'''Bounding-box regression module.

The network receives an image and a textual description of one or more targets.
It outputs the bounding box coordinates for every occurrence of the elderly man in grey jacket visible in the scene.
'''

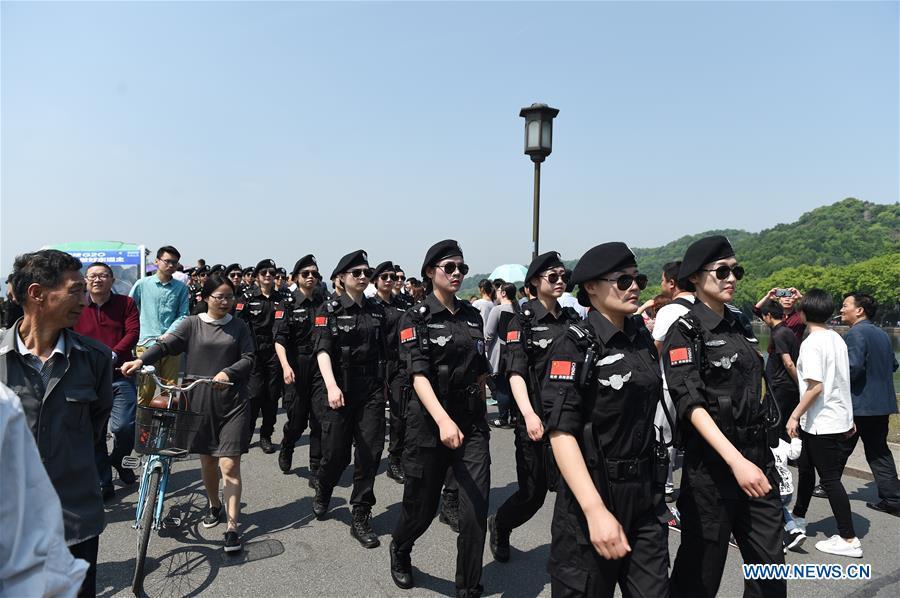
[0,249,113,598]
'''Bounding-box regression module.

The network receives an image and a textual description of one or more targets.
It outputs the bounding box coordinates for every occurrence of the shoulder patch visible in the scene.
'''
[506,330,521,343]
[314,315,328,327]
[668,346,693,366]
[235,302,245,311]
[275,310,284,319]
[400,327,417,343]
[549,360,577,381]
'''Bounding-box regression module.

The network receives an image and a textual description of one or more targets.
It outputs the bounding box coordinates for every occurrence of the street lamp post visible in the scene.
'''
[519,103,559,261]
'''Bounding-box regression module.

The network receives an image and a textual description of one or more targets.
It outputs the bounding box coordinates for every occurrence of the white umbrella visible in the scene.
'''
[488,264,528,283]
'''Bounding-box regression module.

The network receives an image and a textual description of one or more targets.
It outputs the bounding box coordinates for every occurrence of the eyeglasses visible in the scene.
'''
[702,265,745,281]
[348,268,374,279]
[298,270,319,279]
[259,268,277,277]
[159,259,179,267]
[600,273,649,291]
[86,274,111,281]
[228,272,241,279]
[541,272,567,285]
[379,273,399,282]
[209,294,234,302]
[438,262,469,276]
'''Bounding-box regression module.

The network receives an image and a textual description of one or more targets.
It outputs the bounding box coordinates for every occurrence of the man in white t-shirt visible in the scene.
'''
[651,261,695,503]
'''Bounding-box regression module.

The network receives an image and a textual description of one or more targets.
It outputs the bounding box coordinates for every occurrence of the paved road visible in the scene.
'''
[97,408,900,597]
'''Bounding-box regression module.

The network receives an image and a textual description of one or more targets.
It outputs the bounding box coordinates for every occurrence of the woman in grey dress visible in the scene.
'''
[122,272,255,553]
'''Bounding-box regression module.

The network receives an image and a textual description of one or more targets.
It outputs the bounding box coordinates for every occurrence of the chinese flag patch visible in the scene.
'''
[506,330,521,343]
[549,360,576,381]
[275,310,284,319]
[314,316,328,327]
[668,347,693,366]
[399,327,417,343]
[235,303,244,311]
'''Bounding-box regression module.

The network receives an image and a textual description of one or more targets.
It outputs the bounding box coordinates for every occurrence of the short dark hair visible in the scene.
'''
[492,278,506,289]
[12,250,83,306]
[663,261,681,283]
[759,299,784,319]
[85,261,114,277]
[478,279,495,300]
[844,292,877,319]
[798,288,833,324]
[201,272,235,299]
[156,245,181,260]
[565,269,575,293]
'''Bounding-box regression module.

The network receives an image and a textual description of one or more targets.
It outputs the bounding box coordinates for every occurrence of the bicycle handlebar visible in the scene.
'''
[139,365,232,391]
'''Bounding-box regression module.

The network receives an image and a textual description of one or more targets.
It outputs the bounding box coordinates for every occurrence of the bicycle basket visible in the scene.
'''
[134,405,204,455]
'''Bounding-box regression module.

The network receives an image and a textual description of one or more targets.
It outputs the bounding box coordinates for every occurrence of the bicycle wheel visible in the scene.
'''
[132,468,161,596]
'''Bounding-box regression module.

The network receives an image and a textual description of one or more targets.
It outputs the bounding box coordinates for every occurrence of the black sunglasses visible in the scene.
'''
[702,265,745,281]
[438,262,469,276]
[542,272,568,285]
[259,268,277,276]
[396,275,406,282]
[228,272,241,278]
[379,273,399,282]
[298,269,319,279]
[348,268,374,279]
[600,273,649,291]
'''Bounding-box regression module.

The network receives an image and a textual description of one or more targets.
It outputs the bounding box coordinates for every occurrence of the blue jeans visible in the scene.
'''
[781,492,796,531]
[492,375,512,421]
[96,379,137,487]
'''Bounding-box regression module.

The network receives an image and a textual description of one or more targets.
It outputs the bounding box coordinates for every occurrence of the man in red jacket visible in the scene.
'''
[74,262,140,498]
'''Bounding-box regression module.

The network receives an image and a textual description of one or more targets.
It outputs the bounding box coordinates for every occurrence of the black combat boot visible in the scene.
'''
[312,486,331,520]
[389,540,413,589]
[439,490,460,533]
[386,460,406,484]
[277,446,293,474]
[350,506,380,549]
[488,514,510,562]
[259,436,276,454]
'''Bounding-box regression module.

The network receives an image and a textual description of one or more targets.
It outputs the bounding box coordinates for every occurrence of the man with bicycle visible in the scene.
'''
[1,249,113,598]
[129,246,189,405]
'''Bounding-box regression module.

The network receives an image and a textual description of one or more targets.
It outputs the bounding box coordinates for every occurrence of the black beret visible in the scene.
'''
[210,264,226,274]
[196,265,211,275]
[421,239,463,278]
[525,251,565,284]
[393,264,404,273]
[226,263,242,274]
[371,261,396,280]
[677,235,735,281]
[331,250,369,280]
[276,267,287,277]
[255,259,276,274]
[241,267,254,275]
[571,242,636,285]
[291,254,318,276]
[185,267,196,275]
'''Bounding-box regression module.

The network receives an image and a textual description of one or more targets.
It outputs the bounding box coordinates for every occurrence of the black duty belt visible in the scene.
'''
[733,424,766,445]
[605,456,652,481]
[342,363,380,378]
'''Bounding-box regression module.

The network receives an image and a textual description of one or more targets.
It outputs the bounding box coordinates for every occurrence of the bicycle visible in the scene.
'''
[122,365,230,596]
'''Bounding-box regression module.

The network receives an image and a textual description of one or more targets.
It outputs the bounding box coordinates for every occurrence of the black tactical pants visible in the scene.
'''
[312,376,385,508]
[393,399,491,596]
[549,480,669,598]
[671,484,785,598]
[282,353,321,469]
[387,368,407,464]
[495,423,549,532]
[248,348,283,440]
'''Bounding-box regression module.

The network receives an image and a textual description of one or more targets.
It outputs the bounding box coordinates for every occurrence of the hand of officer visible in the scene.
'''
[524,412,545,442]
[731,457,772,498]
[586,507,631,560]
[212,371,230,391]
[327,384,345,410]
[120,359,143,377]
[438,417,464,449]
[283,365,295,385]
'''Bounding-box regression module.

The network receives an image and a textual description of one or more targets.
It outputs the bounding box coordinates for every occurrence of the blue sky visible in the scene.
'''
[2,1,897,276]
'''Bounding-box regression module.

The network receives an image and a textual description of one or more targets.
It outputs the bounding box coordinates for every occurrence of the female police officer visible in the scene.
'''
[389,240,491,598]
[310,250,387,549]
[662,235,784,598]
[488,251,581,563]
[540,242,669,597]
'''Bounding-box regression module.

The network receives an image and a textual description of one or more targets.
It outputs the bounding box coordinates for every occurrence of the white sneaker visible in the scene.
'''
[815,535,862,558]
[791,514,807,535]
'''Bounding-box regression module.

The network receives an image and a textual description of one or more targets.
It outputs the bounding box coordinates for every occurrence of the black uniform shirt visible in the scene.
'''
[504,299,580,390]
[236,288,294,351]
[662,300,772,497]
[312,293,385,367]
[372,294,407,364]
[398,293,489,391]
[273,289,325,357]
[541,311,661,461]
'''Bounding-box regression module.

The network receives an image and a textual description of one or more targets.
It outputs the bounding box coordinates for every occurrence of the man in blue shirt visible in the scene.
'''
[129,246,189,404]
[840,292,900,516]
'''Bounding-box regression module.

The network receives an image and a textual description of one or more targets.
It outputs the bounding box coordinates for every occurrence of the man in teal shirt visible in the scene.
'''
[129,245,189,403]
